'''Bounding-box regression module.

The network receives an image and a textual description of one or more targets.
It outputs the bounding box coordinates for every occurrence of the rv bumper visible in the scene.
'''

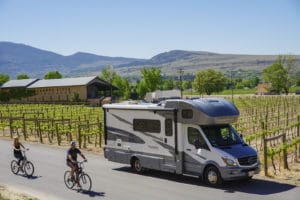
[219,163,260,181]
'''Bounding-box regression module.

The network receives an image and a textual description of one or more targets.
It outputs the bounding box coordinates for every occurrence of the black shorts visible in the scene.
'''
[66,160,78,169]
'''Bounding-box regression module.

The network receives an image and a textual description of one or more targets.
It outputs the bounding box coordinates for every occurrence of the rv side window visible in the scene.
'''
[165,119,173,136]
[182,109,193,119]
[133,119,161,133]
[188,127,206,146]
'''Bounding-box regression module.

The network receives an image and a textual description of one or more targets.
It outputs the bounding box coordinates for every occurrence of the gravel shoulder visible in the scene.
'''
[0,185,38,200]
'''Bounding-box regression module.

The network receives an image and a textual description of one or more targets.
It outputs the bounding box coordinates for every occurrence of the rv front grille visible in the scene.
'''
[238,155,257,166]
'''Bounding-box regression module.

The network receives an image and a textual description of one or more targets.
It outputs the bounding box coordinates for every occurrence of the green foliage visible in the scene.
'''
[0,89,35,102]
[112,76,130,99]
[262,55,298,94]
[0,91,10,102]
[193,69,227,95]
[71,93,81,102]
[182,80,192,90]
[17,74,30,79]
[297,79,300,87]
[99,65,117,83]
[99,65,131,99]
[136,80,149,99]
[141,67,162,92]
[136,67,162,98]
[0,73,10,85]
[296,70,300,86]
[44,71,62,79]
[262,58,288,94]
[267,137,300,157]
[162,79,174,90]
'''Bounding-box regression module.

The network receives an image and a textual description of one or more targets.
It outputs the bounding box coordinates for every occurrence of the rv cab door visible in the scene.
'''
[183,125,208,175]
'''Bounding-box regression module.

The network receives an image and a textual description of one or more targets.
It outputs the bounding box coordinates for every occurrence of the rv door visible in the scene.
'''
[183,125,209,175]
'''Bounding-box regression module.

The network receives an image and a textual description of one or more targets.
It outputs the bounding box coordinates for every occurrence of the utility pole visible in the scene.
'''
[178,69,184,99]
[230,71,234,103]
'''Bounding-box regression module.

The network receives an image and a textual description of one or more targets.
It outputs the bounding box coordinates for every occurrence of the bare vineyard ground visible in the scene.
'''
[0,129,103,154]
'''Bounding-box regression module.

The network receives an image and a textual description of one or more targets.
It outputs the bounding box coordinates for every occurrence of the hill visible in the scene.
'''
[0,42,142,78]
[0,42,299,78]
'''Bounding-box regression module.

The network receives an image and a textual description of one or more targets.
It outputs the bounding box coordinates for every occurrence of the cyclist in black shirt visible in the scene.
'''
[66,141,87,182]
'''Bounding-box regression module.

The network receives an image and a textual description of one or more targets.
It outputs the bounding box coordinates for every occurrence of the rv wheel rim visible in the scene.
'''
[207,170,218,184]
[135,160,141,171]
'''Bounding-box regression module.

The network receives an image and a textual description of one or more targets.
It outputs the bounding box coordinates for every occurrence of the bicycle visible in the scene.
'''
[11,150,35,177]
[64,160,92,191]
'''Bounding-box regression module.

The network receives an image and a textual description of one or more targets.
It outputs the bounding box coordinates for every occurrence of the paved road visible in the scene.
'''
[0,139,299,200]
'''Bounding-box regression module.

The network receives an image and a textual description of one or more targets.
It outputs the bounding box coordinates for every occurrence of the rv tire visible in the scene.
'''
[204,165,223,187]
[131,157,143,173]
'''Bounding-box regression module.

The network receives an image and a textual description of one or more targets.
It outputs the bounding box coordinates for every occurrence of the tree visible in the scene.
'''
[136,80,148,99]
[44,71,62,79]
[193,69,227,95]
[162,79,174,90]
[100,65,117,97]
[112,75,130,99]
[17,74,30,79]
[182,80,192,90]
[140,67,162,92]
[100,65,131,99]
[262,57,288,94]
[0,73,10,85]
[136,67,162,99]
[296,70,300,86]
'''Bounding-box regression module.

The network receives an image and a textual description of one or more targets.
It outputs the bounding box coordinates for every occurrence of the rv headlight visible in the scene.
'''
[222,157,238,166]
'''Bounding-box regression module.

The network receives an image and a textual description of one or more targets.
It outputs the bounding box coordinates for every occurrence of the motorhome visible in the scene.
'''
[103,98,260,186]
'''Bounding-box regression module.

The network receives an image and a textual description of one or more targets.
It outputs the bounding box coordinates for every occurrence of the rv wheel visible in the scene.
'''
[132,158,143,173]
[204,166,223,187]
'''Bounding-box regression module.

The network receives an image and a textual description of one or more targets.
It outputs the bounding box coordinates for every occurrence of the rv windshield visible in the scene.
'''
[201,125,243,147]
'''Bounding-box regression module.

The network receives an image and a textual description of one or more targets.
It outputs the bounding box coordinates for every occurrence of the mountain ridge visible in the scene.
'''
[0,41,299,78]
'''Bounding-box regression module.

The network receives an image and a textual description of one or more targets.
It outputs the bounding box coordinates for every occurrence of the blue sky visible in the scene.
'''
[0,0,299,58]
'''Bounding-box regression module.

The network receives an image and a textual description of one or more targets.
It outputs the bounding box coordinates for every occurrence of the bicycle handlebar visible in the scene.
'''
[76,160,87,164]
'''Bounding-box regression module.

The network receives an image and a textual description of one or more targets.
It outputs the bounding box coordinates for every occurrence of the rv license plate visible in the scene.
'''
[248,170,255,177]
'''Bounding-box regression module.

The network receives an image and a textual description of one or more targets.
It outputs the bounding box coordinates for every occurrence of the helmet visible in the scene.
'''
[13,135,19,139]
[70,141,76,145]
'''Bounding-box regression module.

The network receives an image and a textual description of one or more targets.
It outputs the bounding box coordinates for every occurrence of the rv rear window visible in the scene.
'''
[182,109,193,119]
[133,119,161,133]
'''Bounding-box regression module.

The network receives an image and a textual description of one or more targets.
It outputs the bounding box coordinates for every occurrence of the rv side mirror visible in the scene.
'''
[240,134,243,139]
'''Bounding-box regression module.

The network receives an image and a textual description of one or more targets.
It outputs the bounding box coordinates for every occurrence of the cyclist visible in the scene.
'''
[66,141,87,186]
[13,136,28,166]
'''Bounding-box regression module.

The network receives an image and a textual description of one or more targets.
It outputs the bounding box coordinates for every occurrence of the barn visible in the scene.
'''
[1,76,116,105]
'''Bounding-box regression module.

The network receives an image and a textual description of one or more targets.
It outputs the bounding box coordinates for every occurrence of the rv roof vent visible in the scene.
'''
[207,99,219,103]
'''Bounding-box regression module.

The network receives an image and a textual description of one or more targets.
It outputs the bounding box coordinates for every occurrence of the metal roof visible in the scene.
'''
[1,79,39,88]
[27,76,102,88]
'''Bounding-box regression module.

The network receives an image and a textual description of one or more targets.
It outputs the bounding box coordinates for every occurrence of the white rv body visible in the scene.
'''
[103,98,260,184]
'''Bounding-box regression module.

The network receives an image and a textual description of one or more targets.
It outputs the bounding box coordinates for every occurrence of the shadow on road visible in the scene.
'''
[113,167,296,195]
[73,189,105,197]
[17,174,42,180]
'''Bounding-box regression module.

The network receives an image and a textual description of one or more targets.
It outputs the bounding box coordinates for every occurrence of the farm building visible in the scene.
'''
[256,83,272,95]
[1,76,116,105]
[0,79,39,90]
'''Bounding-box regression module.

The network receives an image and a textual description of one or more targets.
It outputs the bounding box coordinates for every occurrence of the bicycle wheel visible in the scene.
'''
[11,160,19,174]
[64,171,75,189]
[24,161,34,177]
[79,173,92,191]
